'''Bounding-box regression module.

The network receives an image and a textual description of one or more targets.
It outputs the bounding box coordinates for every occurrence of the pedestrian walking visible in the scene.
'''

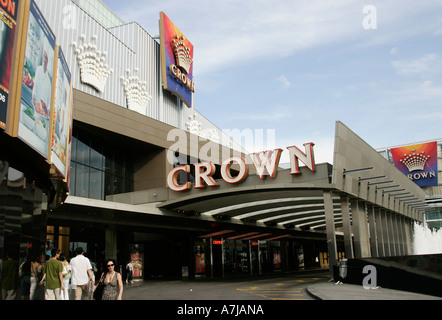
[101,258,123,300]
[60,254,71,300]
[40,249,64,300]
[30,254,45,300]
[125,261,134,286]
[19,255,32,300]
[1,249,18,300]
[69,247,95,300]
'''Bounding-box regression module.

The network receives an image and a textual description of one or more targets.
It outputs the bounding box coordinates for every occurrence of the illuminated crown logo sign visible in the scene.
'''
[171,35,193,74]
[72,35,113,93]
[399,148,430,172]
[121,69,152,115]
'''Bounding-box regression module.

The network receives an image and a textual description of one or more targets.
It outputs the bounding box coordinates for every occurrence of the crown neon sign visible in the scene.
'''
[167,143,316,192]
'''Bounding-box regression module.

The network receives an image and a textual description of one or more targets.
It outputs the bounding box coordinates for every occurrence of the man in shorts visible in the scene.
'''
[40,249,64,300]
[69,247,95,300]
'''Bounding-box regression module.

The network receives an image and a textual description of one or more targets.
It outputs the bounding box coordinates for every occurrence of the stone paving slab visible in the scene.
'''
[306,281,442,300]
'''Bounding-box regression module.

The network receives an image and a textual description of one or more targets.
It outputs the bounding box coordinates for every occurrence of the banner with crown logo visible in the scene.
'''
[390,141,438,187]
[160,12,194,108]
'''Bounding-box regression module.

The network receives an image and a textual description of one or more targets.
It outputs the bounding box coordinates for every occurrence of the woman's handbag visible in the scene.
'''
[62,263,71,280]
[93,274,105,300]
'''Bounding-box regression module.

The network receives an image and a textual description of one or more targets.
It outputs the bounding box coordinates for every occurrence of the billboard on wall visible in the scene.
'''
[51,47,73,179]
[16,0,56,159]
[160,12,194,108]
[390,141,438,187]
[0,0,19,129]
[129,244,144,281]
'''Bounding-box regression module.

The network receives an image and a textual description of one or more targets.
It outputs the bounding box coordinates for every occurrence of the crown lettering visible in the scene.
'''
[171,35,193,74]
[121,69,152,115]
[72,35,113,93]
[399,148,430,172]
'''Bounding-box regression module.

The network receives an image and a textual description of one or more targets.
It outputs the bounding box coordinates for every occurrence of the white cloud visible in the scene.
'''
[390,47,399,55]
[276,75,291,88]
[278,136,335,165]
[392,53,442,76]
[105,0,442,151]
[232,110,287,123]
[110,0,442,77]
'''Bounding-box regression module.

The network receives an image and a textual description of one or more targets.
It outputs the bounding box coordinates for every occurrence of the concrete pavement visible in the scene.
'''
[306,281,442,300]
[122,270,442,300]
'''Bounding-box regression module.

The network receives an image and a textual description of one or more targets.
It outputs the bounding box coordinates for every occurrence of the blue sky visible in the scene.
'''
[103,0,442,164]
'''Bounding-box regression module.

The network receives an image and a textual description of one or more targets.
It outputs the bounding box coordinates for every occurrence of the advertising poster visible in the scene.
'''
[129,244,144,280]
[390,141,438,187]
[17,0,56,158]
[273,252,281,270]
[195,252,206,274]
[51,47,72,178]
[160,12,194,108]
[0,0,19,129]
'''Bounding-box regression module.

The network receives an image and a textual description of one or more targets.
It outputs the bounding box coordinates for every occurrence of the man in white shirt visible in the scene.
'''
[69,247,95,300]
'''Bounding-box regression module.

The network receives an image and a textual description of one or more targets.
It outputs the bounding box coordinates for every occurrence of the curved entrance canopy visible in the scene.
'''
[158,122,426,228]
[110,122,427,268]
[159,164,340,232]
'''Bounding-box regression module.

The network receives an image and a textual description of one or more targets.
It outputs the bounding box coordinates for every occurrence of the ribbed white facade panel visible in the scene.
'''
[36,0,134,108]
[35,0,243,151]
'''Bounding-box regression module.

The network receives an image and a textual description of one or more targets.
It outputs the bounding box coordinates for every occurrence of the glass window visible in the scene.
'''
[90,145,103,170]
[70,129,134,199]
[59,227,70,235]
[105,171,113,196]
[71,137,77,162]
[89,168,104,200]
[69,162,76,195]
[113,154,124,178]
[76,139,90,166]
[75,164,89,198]
[113,175,125,195]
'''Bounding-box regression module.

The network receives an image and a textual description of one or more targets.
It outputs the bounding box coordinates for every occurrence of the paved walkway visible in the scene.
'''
[124,271,442,300]
[306,281,442,300]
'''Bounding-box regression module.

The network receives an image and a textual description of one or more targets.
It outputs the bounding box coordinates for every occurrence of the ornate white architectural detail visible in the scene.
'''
[185,114,202,136]
[72,35,113,93]
[201,129,220,144]
[185,114,221,144]
[120,69,152,115]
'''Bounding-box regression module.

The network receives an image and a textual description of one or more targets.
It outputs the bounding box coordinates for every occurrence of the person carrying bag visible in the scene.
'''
[93,273,105,300]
